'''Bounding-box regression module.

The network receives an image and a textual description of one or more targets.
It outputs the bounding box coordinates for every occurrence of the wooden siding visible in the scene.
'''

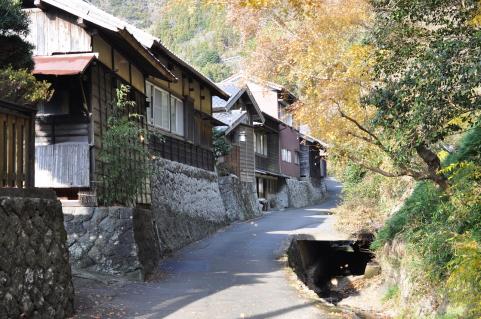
[279,125,300,178]
[35,116,89,144]
[222,144,241,177]
[25,9,91,56]
[0,102,35,188]
[300,143,310,178]
[149,133,215,171]
[238,125,255,183]
[90,63,151,205]
[255,130,280,174]
[149,56,213,115]
[300,140,322,179]
[35,143,89,187]
[92,35,113,69]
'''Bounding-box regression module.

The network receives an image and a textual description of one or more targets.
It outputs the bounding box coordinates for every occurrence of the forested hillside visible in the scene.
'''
[88,0,241,81]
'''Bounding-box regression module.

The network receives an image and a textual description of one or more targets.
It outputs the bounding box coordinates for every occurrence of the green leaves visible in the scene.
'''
[364,0,481,186]
[212,128,231,160]
[0,67,52,104]
[98,85,150,206]
[0,0,34,70]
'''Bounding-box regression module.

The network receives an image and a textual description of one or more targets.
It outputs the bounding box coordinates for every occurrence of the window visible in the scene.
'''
[146,82,184,136]
[38,90,69,115]
[294,151,300,164]
[254,132,268,156]
[171,95,184,136]
[282,149,292,163]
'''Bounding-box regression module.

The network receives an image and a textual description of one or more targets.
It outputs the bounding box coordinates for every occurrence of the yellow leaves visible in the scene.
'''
[469,0,481,27]
[219,0,381,162]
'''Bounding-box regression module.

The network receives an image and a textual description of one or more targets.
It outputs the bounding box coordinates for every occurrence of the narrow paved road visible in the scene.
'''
[75,178,346,319]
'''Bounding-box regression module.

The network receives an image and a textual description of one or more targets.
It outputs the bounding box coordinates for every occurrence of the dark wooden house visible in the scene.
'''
[23,0,228,205]
[253,113,284,203]
[279,123,300,178]
[213,85,264,183]
[299,134,327,183]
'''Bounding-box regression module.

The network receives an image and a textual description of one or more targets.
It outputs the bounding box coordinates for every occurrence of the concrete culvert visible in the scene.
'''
[287,239,375,304]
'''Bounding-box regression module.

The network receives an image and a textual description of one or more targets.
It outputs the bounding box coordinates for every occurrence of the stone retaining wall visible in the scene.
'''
[275,178,326,209]
[218,175,262,221]
[0,189,74,318]
[63,206,159,280]
[151,158,227,256]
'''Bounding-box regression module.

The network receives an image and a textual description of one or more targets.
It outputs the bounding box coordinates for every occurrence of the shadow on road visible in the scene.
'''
[73,178,344,319]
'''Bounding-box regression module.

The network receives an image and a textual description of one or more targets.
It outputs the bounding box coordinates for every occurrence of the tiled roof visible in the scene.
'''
[213,110,246,127]
[212,83,242,109]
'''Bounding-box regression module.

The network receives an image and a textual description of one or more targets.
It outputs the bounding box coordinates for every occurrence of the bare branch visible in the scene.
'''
[347,131,377,145]
[346,155,407,178]
[334,101,389,153]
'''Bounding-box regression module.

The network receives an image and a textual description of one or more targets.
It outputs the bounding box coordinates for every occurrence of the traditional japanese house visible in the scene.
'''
[23,0,228,205]
[213,84,264,182]
[253,113,285,205]
[299,133,328,184]
[279,123,301,178]
[137,36,229,171]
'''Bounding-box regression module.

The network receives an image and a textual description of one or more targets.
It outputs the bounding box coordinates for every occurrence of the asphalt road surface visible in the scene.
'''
[74,178,346,319]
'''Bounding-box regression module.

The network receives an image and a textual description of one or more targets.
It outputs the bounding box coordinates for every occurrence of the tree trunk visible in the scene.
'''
[416,144,449,191]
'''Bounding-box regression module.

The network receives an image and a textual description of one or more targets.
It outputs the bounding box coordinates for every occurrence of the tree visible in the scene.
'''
[0,0,51,104]
[364,0,481,189]
[214,0,387,177]
[218,0,481,189]
[0,0,34,70]
[151,0,239,81]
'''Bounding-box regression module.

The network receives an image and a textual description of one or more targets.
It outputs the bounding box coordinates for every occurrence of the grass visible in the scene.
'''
[371,124,481,318]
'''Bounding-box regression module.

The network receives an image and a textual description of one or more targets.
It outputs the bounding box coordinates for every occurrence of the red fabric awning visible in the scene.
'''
[33,53,97,76]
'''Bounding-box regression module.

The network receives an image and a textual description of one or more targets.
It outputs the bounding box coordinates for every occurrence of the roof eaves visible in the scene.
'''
[152,41,230,100]
[245,86,265,124]
[225,112,247,135]
[37,0,176,82]
[117,29,177,82]
[223,87,246,111]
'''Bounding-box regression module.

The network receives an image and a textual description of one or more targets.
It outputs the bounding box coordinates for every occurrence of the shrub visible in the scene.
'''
[373,122,481,317]
[98,85,150,206]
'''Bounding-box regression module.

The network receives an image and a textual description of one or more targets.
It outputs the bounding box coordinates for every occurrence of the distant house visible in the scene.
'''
[216,75,328,208]
[299,134,328,183]
[213,85,264,183]
[279,123,301,179]
[253,112,284,204]
[23,0,228,205]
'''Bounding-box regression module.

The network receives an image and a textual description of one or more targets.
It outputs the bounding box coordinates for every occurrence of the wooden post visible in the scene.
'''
[27,116,36,188]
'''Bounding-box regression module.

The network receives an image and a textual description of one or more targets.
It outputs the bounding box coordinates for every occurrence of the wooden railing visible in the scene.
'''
[0,100,36,188]
[149,131,215,172]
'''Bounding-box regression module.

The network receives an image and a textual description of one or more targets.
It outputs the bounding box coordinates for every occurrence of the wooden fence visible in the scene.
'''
[0,100,36,188]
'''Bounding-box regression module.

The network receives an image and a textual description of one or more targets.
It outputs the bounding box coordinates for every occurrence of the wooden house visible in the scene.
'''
[23,0,228,205]
[253,113,285,204]
[299,133,327,183]
[279,123,301,178]
[213,84,264,183]
[0,100,36,188]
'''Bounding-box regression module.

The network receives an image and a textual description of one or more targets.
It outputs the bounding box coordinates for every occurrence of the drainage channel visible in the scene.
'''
[287,238,375,305]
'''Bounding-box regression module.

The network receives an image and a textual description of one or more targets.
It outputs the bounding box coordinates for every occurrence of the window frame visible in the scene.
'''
[146,81,184,137]
[294,151,300,165]
[282,148,292,163]
[254,132,268,156]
